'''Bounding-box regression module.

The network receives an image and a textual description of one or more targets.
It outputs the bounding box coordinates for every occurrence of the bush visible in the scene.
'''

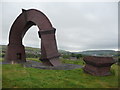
[76,54,83,59]
[71,53,83,59]
[26,53,41,58]
[0,53,5,58]
[62,54,71,59]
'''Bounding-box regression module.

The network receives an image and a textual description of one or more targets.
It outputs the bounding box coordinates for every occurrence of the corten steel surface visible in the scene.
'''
[83,56,115,76]
[5,9,61,66]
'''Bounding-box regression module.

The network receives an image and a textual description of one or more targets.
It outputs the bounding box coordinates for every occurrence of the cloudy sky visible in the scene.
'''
[1,1,118,52]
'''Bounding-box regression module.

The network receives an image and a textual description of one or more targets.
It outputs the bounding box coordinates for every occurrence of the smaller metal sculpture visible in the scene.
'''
[83,56,115,76]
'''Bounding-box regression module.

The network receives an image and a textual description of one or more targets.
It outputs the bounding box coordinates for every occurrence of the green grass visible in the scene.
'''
[26,58,41,62]
[61,58,85,65]
[0,58,3,62]
[2,58,119,88]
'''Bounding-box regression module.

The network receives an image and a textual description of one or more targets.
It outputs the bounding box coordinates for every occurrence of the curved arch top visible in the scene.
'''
[5,9,61,66]
[9,9,53,45]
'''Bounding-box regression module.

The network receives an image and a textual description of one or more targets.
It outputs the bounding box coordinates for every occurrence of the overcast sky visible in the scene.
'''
[1,1,118,52]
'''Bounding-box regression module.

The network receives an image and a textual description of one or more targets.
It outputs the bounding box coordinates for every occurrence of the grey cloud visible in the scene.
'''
[1,2,118,51]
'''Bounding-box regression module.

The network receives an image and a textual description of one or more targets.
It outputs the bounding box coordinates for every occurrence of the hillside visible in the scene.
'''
[0,45,118,57]
[74,50,117,56]
[0,45,119,88]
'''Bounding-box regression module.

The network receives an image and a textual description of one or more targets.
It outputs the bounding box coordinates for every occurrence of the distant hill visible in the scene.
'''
[25,46,40,55]
[0,45,118,57]
[0,45,71,55]
[72,50,117,56]
[0,45,40,54]
[58,50,71,55]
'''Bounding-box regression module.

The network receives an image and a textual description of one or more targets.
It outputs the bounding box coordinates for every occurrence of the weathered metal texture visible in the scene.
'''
[83,56,115,76]
[5,9,61,66]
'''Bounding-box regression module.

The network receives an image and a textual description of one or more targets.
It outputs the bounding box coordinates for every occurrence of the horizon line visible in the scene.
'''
[0,44,119,52]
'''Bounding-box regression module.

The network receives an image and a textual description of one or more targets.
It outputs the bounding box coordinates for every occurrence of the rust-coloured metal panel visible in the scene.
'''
[83,56,115,76]
[5,9,61,66]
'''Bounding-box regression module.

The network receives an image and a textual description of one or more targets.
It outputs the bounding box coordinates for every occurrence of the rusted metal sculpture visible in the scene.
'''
[5,9,61,66]
[83,56,115,76]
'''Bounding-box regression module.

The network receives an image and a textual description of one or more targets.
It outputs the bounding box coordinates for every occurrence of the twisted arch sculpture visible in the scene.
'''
[5,9,61,66]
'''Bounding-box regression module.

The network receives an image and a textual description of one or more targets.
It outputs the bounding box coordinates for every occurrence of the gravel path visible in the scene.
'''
[1,60,83,70]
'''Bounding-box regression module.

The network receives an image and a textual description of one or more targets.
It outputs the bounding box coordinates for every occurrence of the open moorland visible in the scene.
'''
[0,45,119,88]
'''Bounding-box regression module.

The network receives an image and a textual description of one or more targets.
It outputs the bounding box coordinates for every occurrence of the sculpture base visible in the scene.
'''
[83,64,111,76]
[5,44,26,64]
[1,60,83,70]
[23,60,82,70]
[41,57,62,66]
[83,56,115,76]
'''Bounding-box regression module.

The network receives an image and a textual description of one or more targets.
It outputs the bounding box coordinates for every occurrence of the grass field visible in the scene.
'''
[1,58,119,88]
